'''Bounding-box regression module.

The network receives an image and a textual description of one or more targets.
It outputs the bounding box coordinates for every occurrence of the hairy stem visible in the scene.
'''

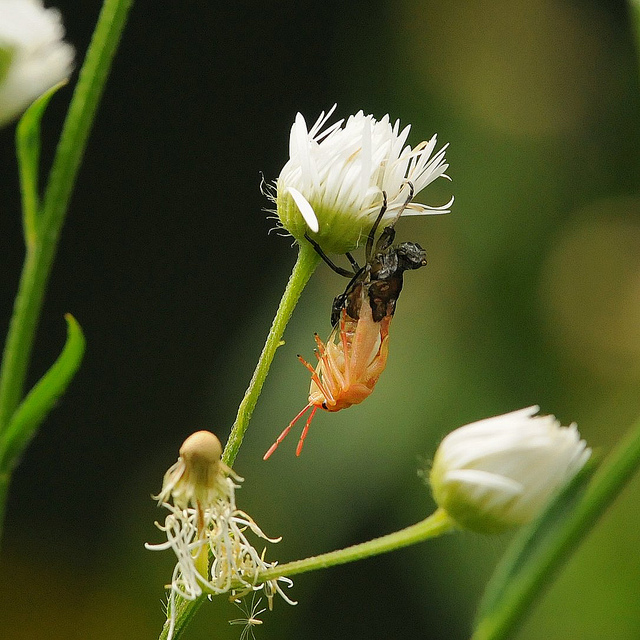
[223,242,320,466]
[260,508,455,580]
[160,509,454,640]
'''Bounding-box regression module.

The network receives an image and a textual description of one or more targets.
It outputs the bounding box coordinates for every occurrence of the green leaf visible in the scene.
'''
[15,81,68,247]
[0,314,85,471]
[472,458,599,640]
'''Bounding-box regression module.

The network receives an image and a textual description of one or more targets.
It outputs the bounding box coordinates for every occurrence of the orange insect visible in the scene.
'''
[264,189,428,459]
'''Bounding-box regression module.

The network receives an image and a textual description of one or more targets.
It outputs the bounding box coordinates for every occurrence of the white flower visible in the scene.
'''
[146,431,295,640]
[429,406,591,533]
[271,105,452,254]
[0,0,74,127]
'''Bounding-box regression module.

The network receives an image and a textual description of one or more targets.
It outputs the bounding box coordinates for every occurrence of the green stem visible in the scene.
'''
[0,0,133,432]
[160,244,319,639]
[259,508,455,581]
[222,242,320,466]
[474,6,640,640]
[159,596,205,640]
[472,415,640,640]
[161,509,455,640]
[0,0,133,546]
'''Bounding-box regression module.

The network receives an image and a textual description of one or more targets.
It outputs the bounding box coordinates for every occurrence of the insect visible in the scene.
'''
[229,595,266,640]
[263,184,427,459]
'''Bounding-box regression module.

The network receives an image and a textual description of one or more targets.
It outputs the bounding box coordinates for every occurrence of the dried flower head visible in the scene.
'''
[270,106,452,254]
[429,406,591,534]
[0,0,74,127]
[155,430,232,512]
[146,431,295,639]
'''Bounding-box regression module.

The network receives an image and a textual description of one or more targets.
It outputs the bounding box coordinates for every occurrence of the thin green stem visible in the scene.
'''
[472,415,640,640]
[159,596,205,640]
[0,0,133,432]
[259,508,455,581]
[160,244,320,639]
[0,0,133,546]
[41,0,133,234]
[160,509,455,640]
[0,249,40,431]
[162,243,451,640]
[222,242,320,466]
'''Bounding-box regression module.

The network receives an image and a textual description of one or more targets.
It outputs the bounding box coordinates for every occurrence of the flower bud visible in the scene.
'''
[272,106,452,254]
[429,406,591,534]
[0,0,74,127]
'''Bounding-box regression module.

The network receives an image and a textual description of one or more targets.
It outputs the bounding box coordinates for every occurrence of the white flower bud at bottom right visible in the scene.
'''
[429,406,591,534]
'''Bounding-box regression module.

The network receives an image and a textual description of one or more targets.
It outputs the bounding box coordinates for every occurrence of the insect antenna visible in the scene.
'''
[297,354,335,404]
[304,233,353,277]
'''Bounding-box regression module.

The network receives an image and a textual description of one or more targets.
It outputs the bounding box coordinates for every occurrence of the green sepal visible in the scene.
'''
[0,314,85,471]
[16,81,68,247]
[472,457,599,640]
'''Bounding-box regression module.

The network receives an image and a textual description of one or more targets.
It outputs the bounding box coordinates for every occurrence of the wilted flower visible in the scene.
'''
[146,431,295,639]
[0,0,74,127]
[429,406,591,534]
[270,106,452,254]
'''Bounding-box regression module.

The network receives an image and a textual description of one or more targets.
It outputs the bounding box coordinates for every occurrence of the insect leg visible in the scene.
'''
[345,252,360,272]
[296,405,318,456]
[304,233,353,277]
[313,332,326,355]
[298,354,335,404]
[263,403,312,460]
[365,191,389,263]
[399,180,415,214]
[339,308,351,384]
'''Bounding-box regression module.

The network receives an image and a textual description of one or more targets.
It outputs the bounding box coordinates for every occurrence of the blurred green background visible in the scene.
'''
[1,0,640,638]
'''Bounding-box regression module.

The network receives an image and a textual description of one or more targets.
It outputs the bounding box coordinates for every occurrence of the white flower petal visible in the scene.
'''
[288,186,319,232]
[274,107,452,253]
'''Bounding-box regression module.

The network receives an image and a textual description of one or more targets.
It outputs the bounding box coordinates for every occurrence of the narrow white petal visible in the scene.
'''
[287,187,319,232]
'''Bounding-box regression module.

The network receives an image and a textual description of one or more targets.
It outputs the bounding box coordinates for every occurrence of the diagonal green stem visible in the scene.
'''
[0,0,133,546]
[160,509,455,640]
[0,0,133,433]
[472,414,640,640]
[222,242,320,466]
[259,508,455,581]
[469,7,640,639]
[159,243,319,639]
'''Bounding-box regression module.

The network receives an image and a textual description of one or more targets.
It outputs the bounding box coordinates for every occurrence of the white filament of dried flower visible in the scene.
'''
[146,431,295,639]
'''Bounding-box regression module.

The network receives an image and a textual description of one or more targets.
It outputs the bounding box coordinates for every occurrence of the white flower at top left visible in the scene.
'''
[0,0,74,127]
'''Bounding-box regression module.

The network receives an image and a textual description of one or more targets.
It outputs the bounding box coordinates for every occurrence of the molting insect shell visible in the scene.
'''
[264,188,428,459]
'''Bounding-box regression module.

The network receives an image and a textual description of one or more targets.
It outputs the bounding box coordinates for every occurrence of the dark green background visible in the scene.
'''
[1,0,640,638]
